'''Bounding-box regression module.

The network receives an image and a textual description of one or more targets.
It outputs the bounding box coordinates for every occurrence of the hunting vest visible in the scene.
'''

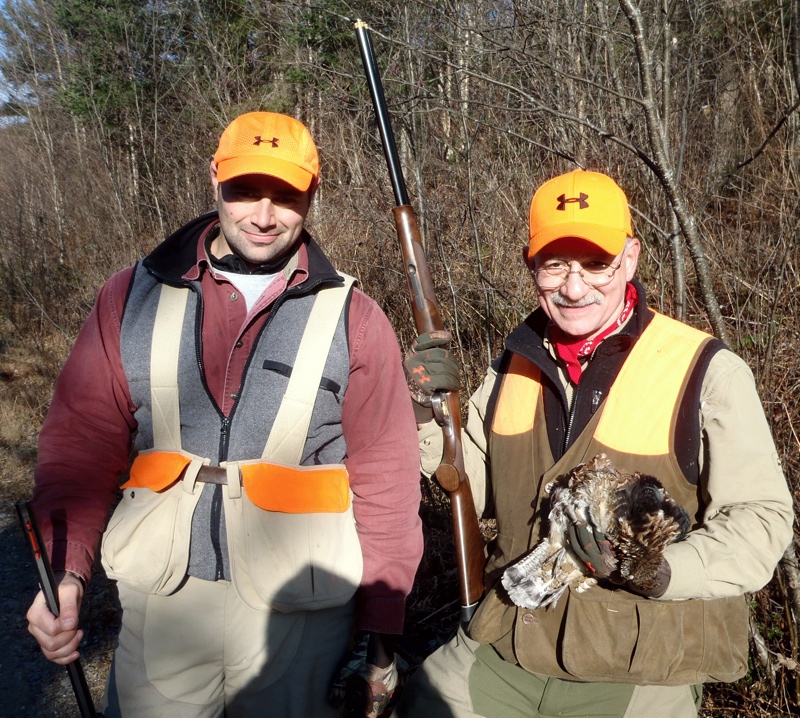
[101,263,363,612]
[469,312,748,685]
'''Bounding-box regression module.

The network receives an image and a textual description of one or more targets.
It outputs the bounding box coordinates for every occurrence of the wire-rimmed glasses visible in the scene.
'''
[532,258,624,291]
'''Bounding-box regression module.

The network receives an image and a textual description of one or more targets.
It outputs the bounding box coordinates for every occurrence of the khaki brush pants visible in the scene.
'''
[393,626,702,718]
[102,576,353,718]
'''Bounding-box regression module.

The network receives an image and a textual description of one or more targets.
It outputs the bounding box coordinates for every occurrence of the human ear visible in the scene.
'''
[209,160,220,192]
[624,237,641,280]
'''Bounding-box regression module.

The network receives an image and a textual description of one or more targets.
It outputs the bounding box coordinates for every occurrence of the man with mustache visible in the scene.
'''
[24,112,423,717]
[396,169,792,717]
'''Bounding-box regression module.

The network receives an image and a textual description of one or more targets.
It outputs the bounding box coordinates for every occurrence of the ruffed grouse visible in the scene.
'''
[501,453,691,610]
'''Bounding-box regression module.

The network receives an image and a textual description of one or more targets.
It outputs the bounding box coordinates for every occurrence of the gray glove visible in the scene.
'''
[404,330,460,407]
[566,521,671,597]
[566,520,617,578]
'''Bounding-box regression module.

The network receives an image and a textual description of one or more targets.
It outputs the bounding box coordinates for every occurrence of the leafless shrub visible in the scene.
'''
[0,0,797,713]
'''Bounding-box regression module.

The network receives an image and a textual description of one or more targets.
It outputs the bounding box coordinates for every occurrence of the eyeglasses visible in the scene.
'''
[532,258,624,291]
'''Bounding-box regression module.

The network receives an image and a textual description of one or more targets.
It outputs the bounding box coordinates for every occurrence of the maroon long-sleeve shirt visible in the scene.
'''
[33,220,423,633]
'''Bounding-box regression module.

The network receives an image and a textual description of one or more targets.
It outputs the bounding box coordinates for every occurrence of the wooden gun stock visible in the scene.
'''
[355,21,484,621]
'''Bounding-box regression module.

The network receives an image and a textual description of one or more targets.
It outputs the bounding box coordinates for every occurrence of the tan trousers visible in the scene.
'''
[394,626,702,718]
[102,576,354,718]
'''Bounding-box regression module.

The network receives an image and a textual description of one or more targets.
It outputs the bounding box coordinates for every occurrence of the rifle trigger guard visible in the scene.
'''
[431,392,449,426]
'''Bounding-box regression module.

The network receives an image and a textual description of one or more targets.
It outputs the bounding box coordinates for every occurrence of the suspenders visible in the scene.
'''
[149,274,356,463]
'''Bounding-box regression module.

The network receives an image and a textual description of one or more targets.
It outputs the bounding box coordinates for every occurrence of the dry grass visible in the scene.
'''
[0,328,59,501]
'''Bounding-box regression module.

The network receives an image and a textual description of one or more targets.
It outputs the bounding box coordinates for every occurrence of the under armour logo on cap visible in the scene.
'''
[528,170,632,257]
[556,193,589,211]
[213,112,319,190]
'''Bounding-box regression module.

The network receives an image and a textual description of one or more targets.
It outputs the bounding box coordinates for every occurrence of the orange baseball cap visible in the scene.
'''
[213,112,319,191]
[528,170,632,257]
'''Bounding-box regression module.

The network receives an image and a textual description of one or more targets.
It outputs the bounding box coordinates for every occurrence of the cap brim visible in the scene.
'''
[531,222,628,256]
[215,156,314,191]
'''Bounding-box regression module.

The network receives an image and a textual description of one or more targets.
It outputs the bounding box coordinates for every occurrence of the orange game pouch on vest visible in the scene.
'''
[123,452,350,513]
[240,462,350,513]
[123,451,192,492]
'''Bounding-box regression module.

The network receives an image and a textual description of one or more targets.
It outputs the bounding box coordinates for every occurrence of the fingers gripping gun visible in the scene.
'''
[16,499,100,718]
[354,21,485,622]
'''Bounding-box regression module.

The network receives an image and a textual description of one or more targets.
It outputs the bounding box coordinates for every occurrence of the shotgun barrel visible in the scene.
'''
[354,20,485,622]
[16,499,99,718]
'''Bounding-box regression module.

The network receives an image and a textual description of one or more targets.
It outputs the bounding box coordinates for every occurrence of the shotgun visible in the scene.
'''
[354,20,485,622]
[16,499,100,718]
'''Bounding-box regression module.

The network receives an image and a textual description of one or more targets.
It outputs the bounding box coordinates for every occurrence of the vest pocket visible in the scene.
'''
[562,588,685,682]
[101,482,203,595]
[559,586,748,684]
[224,488,363,612]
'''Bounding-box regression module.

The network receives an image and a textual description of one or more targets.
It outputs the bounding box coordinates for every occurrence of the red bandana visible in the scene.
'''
[550,282,638,385]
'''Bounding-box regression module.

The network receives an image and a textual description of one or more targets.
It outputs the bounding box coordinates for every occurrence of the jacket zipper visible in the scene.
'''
[205,280,337,579]
[563,381,605,454]
[190,282,232,580]
[563,391,578,452]
[156,270,342,580]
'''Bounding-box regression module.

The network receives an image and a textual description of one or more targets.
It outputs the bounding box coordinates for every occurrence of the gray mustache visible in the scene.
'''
[549,293,603,308]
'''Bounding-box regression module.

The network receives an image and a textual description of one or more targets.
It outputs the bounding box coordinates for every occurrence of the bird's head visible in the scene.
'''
[628,475,691,539]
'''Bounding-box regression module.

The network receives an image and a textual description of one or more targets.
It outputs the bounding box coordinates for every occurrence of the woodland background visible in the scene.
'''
[0,0,798,715]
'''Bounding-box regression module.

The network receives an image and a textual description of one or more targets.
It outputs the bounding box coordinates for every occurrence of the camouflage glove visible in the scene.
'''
[566,520,617,578]
[404,330,461,407]
[327,633,399,718]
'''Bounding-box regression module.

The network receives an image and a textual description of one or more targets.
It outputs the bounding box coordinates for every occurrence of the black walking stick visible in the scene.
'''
[16,499,99,718]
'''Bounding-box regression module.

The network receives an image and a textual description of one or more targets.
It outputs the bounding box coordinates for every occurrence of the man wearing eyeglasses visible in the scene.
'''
[396,169,792,717]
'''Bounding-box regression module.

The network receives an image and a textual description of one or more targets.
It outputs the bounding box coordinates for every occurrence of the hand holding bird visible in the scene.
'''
[501,454,691,610]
